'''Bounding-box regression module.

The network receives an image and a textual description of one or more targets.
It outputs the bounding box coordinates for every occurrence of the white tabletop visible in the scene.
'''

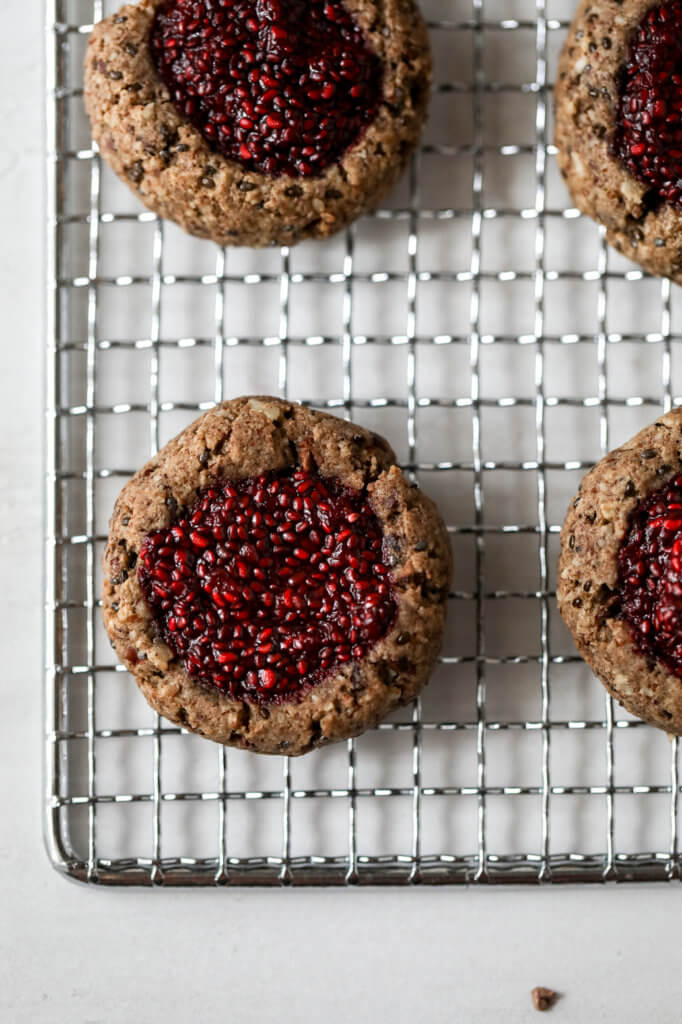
[3,2,682,1021]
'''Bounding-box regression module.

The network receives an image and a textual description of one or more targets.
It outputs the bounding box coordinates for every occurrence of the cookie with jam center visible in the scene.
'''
[558,408,682,733]
[84,0,432,247]
[555,0,682,281]
[102,397,452,755]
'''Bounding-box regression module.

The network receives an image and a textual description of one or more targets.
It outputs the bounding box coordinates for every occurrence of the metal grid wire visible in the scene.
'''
[46,0,682,885]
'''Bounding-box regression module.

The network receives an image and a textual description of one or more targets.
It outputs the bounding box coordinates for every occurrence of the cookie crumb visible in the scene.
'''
[531,987,558,1012]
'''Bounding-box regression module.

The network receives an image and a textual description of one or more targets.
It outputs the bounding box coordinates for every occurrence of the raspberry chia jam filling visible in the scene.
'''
[149,0,383,178]
[617,473,682,675]
[614,0,682,207]
[138,469,397,702]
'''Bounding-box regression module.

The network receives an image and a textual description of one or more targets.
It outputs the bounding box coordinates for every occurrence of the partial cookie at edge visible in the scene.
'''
[554,0,682,282]
[84,0,432,247]
[558,408,682,732]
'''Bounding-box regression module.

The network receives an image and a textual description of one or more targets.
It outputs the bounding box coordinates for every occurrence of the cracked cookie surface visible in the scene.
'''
[84,0,431,247]
[554,0,682,281]
[558,408,682,733]
[102,397,452,755]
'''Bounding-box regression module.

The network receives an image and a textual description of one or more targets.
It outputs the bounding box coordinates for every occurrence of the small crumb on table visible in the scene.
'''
[531,987,558,1012]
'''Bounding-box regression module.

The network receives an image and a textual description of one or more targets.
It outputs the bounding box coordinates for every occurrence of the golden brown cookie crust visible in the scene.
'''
[558,408,682,733]
[84,0,432,248]
[554,0,682,282]
[102,397,452,755]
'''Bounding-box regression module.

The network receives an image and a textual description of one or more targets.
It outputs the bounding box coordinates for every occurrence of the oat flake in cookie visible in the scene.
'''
[555,0,682,282]
[558,408,682,734]
[102,397,452,755]
[83,0,432,248]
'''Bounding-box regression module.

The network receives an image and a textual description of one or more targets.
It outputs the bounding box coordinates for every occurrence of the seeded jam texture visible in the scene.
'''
[617,474,682,675]
[149,0,383,177]
[614,0,682,207]
[138,469,397,702]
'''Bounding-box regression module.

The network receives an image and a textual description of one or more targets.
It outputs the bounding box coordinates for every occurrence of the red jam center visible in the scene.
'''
[614,0,682,207]
[149,0,383,178]
[617,473,682,675]
[138,469,396,702]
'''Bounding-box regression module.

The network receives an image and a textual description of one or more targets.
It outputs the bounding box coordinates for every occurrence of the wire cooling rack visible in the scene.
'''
[45,0,682,886]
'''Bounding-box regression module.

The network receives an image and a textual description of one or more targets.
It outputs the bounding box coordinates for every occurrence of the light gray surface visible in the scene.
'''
[3,1,682,1021]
